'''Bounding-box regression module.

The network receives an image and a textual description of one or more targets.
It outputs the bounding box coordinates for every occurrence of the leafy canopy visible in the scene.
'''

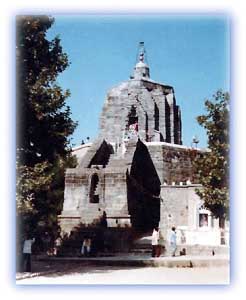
[16,16,77,236]
[16,15,77,166]
[194,90,229,219]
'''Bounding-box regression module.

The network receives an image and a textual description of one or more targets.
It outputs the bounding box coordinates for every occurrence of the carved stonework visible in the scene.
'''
[59,44,207,239]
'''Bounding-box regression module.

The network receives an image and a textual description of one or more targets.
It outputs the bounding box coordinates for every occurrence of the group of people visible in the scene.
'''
[21,233,63,272]
[151,226,177,257]
[20,233,93,272]
[20,226,177,272]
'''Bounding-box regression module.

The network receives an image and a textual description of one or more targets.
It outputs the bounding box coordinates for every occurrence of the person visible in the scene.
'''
[53,235,62,256]
[151,227,159,257]
[100,211,108,228]
[42,231,51,254]
[156,229,165,257]
[22,234,35,272]
[170,226,177,257]
[81,237,91,257]
[180,230,186,244]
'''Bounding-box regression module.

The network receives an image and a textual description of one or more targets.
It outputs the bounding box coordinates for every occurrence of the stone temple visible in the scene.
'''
[59,43,229,249]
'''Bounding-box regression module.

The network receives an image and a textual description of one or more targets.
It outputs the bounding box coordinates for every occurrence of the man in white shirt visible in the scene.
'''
[170,227,177,257]
[151,227,159,257]
[22,235,35,272]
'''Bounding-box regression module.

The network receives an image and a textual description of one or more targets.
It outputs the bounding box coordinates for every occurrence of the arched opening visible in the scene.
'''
[88,140,114,168]
[127,139,161,233]
[165,100,171,142]
[145,113,149,141]
[89,174,100,203]
[127,105,138,131]
[154,102,159,131]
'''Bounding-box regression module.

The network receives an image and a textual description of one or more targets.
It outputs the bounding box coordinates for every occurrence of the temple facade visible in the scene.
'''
[59,43,229,248]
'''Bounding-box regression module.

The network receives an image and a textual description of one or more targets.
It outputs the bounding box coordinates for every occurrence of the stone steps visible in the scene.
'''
[78,139,105,168]
[107,158,128,167]
[36,255,229,268]
[175,245,229,256]
[106,140,137,169]
[130,235,229,256]
[94,182,100,195]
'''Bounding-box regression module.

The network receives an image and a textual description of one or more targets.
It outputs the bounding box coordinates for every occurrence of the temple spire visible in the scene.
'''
[137,41,147,64]
[132,42,150,80]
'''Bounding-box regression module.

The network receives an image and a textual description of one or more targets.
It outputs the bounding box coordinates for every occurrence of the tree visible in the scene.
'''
[194,90,229,220]
[16,15,77,166]
[16,16,77,238]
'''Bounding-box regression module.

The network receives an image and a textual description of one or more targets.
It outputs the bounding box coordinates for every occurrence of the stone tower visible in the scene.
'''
[60,43,202,237]
[99,42,182,145]
[59,43,229,249]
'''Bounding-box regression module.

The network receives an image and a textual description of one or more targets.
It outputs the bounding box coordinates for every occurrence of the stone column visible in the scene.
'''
[137,105,146,141]
[166,93,175,143]
[158,97,166,141]
[148,104,155,142]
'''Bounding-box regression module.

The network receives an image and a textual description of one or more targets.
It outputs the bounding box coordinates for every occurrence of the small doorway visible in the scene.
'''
[89,174,100,203]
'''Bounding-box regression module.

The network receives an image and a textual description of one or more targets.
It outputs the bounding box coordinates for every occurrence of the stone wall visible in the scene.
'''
[160,184,201,233]
[99,79,182,145]
[59,46,230,247]
[146,142,201,185]
[159,184,229,246]
[59,140,203,234]
[59,165,131,233]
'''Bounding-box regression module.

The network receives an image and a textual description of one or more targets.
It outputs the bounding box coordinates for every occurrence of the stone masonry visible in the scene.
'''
[58,43,228,247]
[99,46,182,145]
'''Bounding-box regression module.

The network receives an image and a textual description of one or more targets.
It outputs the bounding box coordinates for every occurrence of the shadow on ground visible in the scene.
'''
[17,260,144,280]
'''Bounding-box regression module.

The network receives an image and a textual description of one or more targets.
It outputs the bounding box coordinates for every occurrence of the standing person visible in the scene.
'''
[81,237,91,257]
[99,210,108,228]
[156,228,165,257]
[151,227,159,257]
[42,231,51,254]
[170,227,177,257]
[22,234,35,272]
[53,235,62,256]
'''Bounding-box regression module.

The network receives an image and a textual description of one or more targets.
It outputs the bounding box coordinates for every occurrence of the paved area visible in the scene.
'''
[37,254,229,267]
[17,265,230,285]
[16,254,229,285]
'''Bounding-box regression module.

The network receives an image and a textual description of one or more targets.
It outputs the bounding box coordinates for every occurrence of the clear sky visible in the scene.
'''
[46,14,230,149]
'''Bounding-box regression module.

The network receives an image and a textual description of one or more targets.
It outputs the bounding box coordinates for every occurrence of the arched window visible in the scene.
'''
[165,100,171,142]
[127,105,138,129]
[154,103,159,131]
[89,174,99,203]
[145,113,149,141]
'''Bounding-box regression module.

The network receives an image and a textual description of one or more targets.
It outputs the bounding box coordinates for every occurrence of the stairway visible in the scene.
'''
[78,139,105,168]
[129,233,153,255]
[107,140,137,169]
[129,233,229,257]
[94,181,100,195]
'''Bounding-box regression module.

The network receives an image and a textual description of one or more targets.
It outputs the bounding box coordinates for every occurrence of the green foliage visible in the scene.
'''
[16,15,78,238]
[194,90,229,219]
[16,15,77,166]
[16,161,53,214]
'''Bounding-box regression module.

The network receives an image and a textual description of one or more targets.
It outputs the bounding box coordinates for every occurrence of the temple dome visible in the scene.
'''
[133,60,150,79]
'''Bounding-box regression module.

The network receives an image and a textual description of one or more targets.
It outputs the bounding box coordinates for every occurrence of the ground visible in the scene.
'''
[16,261,229,285]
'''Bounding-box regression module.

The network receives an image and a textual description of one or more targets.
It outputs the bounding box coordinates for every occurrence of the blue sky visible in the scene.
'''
[47,14,230,148]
